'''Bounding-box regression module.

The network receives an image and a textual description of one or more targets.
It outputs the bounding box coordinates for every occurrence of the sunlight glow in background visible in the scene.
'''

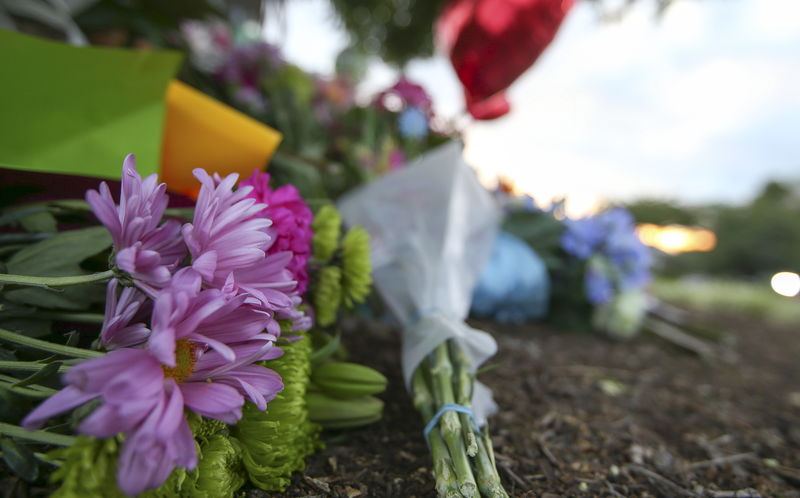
[636,224,717,254]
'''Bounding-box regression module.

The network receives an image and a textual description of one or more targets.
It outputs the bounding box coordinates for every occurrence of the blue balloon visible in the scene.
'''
[470,231,550,323]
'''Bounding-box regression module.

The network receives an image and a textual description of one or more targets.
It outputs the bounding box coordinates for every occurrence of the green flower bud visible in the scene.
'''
[312,205,341,262]
[341,227,372,308]
[314,266,343,327]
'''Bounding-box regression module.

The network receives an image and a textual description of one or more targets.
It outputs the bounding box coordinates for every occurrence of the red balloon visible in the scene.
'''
[437,0,575,119]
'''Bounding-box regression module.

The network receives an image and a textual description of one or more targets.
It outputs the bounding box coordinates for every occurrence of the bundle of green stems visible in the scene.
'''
[412,339,508,498]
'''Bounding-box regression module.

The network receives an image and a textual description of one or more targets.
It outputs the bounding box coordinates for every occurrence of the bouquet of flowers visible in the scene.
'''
[178,19,453,199]
[340,143,508,497]
[474,195,722,357]
[0,156,379,495]
[474,197,653,338]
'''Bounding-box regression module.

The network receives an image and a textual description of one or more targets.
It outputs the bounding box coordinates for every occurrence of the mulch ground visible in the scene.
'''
[269,311,800,498]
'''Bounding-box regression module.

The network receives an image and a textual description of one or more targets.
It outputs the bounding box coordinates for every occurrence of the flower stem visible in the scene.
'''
[0,311,105,324]
[412,368,461,498]
[0,379,55,398]
[448,340,478,457]
[471,424,509,497]
[447,340,509,497]
[0,374,57,394]
[0,361,70,373]
[0,328,102,359]
[0,269,114,289]
[0,422,75,447]
[429,344,478,497]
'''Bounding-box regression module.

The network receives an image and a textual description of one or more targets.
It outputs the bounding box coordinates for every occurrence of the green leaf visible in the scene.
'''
[12,361,61,388]
[6,226,112,276]
[0,318,52,338]
[1,437,39,482]
[0,206,48,227]
[0,390,27,423]
[49,199,91,212]
[4,226,112,310]
[5,286,106,311]
[19,211,57,233]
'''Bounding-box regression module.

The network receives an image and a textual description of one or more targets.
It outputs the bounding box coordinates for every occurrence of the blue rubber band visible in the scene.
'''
[423,403,480,446]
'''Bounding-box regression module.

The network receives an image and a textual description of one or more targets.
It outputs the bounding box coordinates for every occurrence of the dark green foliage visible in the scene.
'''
[3,226,111,310]
[706,201,800,276]
[1,437,39,482]
[625,199,699,226]
[74,0,224,47]
[329,0,448,66]
[633,181,800,278]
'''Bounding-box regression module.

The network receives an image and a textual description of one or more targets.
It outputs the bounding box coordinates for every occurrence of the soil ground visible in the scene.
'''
[269,311,800,498]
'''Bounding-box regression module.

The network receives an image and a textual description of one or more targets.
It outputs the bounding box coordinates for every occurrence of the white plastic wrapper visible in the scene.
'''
[338,142,501,423]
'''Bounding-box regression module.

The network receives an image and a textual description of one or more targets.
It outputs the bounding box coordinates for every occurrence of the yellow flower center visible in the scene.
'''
[162,339,197,382]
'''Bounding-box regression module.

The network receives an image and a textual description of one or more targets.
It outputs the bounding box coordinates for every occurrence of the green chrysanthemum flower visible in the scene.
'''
[311,205,341,263]
[47,437,125,498]
[48,420,245,498]
[231,336,321,491]
[314,265,343,327]
[148,433,245,498]
[341,227,372,308]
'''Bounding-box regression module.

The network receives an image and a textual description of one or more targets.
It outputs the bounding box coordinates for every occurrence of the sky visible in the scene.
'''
[264,0,800,215]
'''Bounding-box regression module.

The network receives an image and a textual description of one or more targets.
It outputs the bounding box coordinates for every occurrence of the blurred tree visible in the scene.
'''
[625,199,698,226]
[73,0,227,46]
[328,0,447,67]
[659,181,800,277]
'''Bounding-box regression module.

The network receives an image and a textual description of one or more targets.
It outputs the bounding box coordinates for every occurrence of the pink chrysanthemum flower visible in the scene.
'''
[146,268,274,366]
[183,169,272,287]
[100,280,151,349]
[240,171,313,295]
[23,339,282,496]
[86,155,185,290]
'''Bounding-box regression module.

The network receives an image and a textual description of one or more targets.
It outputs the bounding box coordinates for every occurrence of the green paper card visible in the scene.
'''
[0,29,182,179]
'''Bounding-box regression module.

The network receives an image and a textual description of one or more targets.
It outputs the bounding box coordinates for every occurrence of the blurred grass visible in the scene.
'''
[652,277,800,326]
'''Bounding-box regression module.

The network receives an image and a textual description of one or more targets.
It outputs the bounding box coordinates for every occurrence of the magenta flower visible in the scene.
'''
[86,155,185,290]
[388,148,406,171]
[22,339,283,495]
[100,280,151,349]
[240,171,313,295]
[375,76,433,112]
[183,169,272,287]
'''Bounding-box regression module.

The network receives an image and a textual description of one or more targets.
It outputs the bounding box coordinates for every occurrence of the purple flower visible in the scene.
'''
[100,280,151,349]
[183,169,272,287]
[231,252,297,311]
[215,42,283,112]
[147,268,272,367]
[23,338,283,495]
[585,269,614,305]
[86,155,185,290]
[240,171,313,295]
[561,207,652,302]
[561,217,604,260]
